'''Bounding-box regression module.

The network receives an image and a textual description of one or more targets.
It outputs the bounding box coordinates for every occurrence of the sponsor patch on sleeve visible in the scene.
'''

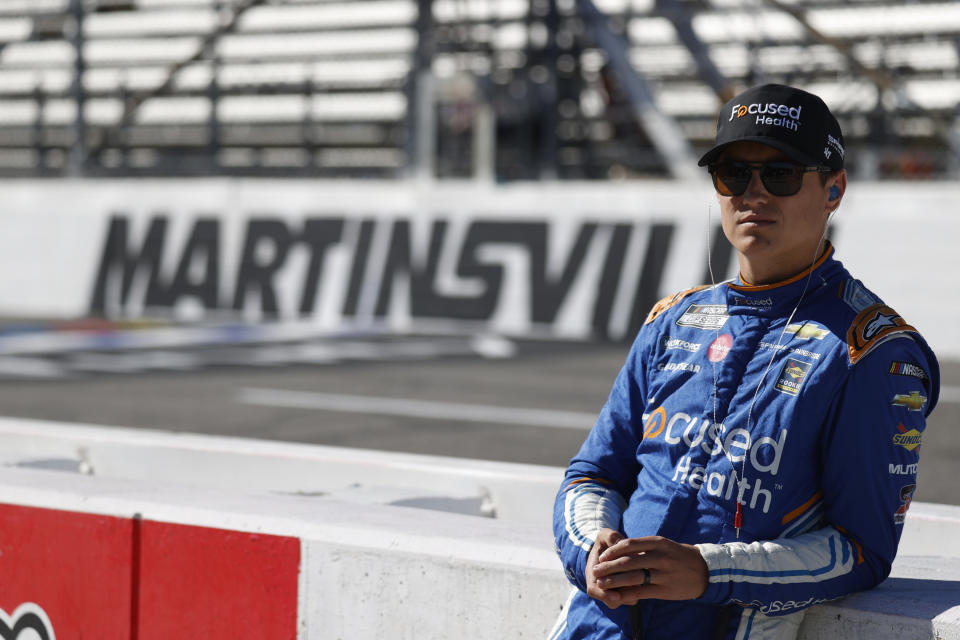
[775,357,813,395]
[894,484,916,525]
[889,361,928,381]
[847,304,918,364]
[889,462,918,476]
[892,391,927,412]
[892,423,922,452]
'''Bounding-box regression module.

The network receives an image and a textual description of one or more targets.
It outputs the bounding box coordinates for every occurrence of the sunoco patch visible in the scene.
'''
[893,424,922,452]
[676,304,729,330]
[775,357,813,395]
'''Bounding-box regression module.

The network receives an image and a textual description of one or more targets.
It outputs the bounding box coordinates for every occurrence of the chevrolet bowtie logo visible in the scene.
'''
[785,323,828,340]
[892,391,927,412]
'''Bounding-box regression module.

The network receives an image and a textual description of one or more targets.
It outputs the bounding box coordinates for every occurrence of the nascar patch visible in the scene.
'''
[676,304,729,330]
[775,357,813,395]
[889,361,928,381]
[847,304,917,364]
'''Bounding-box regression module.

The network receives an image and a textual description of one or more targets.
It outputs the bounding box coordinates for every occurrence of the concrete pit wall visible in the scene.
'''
[0,417,958,639]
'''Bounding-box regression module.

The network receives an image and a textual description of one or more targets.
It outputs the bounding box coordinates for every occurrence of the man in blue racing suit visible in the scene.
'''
[550,84,940,639]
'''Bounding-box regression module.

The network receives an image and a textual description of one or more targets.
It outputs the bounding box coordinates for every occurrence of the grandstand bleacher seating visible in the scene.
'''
[0,0,955,179]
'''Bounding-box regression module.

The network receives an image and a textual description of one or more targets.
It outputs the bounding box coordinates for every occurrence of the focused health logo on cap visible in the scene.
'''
[730,101,803,132]
[699,83,845,171]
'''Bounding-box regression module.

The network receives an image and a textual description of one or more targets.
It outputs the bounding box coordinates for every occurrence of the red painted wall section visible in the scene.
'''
[0,503,133,639]
[0,504,300,640]
[137,520,300,640]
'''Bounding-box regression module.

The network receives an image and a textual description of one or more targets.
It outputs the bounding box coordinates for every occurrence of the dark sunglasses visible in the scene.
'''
[708,161,833,197]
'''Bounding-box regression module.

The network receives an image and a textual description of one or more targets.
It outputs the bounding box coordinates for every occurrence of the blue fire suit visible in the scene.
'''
[551,245,940,639]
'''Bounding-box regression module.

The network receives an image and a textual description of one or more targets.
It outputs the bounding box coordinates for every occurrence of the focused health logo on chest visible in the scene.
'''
[641,408,790,515]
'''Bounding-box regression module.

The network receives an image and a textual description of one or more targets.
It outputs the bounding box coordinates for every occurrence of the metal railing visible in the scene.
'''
[0,0,956,179]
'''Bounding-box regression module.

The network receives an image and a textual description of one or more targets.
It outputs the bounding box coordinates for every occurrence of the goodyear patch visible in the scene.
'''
[889,361,928,381]
[657,361,702,374]
[676,304,729,330]
[892,391,927,412]
[847,304,917,364]
[775,357,813,395]
[892,424,922,452]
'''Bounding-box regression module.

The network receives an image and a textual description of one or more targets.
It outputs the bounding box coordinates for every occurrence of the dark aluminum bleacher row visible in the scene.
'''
[0,0,956,179]
[0,0,416,177]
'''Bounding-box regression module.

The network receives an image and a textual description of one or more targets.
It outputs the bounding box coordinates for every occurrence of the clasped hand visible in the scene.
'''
[585,528,709,609]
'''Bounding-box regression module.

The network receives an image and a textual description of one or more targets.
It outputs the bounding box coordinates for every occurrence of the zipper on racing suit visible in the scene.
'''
[630,605,643,639]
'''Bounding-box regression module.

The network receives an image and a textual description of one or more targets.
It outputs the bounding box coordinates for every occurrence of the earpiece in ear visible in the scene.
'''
[829,185,840,200]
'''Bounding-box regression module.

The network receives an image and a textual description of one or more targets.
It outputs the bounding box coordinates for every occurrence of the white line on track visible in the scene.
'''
[238,383,960,430]
[236,387,597,430]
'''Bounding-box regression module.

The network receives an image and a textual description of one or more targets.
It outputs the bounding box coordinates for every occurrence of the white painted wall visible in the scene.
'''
[0,416,561,524]
[0,179,955,357]
[0,416,954,561]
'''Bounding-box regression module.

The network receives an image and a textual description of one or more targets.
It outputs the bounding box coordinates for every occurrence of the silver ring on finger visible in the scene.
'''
[642,568,652,586]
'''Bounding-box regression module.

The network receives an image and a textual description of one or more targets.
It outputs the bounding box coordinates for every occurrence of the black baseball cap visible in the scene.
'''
[698,84,845,171]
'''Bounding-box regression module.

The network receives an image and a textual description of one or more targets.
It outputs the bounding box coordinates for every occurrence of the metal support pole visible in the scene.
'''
[656,0,736,102]
[578,0,701,180]
[414,70,436,180]
[763,0,960,168]
[406,0,436,181]
[68,0,87,175]
[208,1,222,173]
[538,0,559,179]
[473,86,496,182]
